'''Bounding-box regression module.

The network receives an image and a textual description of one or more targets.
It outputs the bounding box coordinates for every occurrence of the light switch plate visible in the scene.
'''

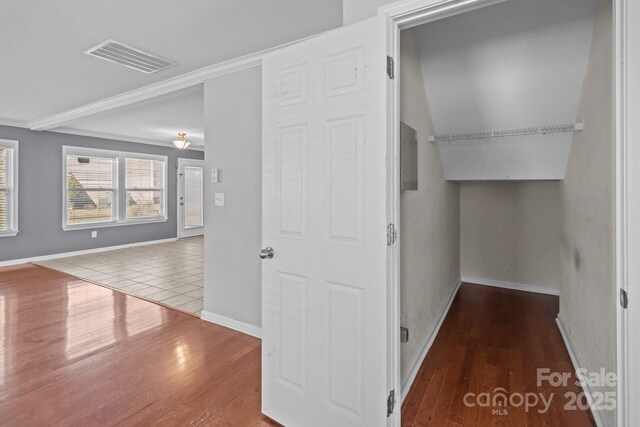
[91,230,97,238]
[211,168,220,183]
[214,193,225,206]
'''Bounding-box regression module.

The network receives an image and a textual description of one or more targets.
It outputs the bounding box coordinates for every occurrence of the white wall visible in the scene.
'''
[559,0,615,425]
[437,134,572,181]
[414,0,597,181]
[415,0,597,135]
[342,0,394,25]
[460,182,562,292]
[399,29,461,391]
[203,67,263,328]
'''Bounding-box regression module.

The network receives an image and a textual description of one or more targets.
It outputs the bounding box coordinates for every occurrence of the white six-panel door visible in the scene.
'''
[261,15,391,427]
[177,158,204,238]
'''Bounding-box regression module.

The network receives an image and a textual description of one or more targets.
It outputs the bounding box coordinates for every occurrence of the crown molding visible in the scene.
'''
[0,119,29,129]
[379,0,507,29]
[28,34,319,131]
[52,127,205,152]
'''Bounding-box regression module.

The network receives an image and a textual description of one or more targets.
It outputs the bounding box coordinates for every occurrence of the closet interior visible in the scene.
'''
[398,0,615,423]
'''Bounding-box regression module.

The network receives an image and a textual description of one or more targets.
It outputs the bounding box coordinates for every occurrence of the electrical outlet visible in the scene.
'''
[91,230,97,238]
[214,193,225,206]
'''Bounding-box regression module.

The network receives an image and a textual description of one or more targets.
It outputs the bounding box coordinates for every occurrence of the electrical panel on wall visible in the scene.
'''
[400,122,418,190]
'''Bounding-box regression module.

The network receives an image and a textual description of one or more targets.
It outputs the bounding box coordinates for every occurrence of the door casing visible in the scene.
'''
[613,0,638,425]
[378,2,511,425]
[380,0,633,425]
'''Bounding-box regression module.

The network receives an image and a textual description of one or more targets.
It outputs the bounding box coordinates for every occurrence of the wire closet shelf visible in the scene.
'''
[428,122,584,143]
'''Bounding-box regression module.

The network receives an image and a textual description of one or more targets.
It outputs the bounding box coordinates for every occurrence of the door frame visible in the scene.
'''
[177,158,205,239]
[615,0,638,425]
[379,2,511,424]
[380,0,634,425]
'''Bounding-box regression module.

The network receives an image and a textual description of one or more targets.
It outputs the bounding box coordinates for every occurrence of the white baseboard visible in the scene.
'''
[0,237,178,268]
[401,277,462,401]
[556,316,607,427]
[461,276,559,296]
[201,310,262,339]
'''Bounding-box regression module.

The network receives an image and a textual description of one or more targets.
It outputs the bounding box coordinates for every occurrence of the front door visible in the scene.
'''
[177,158,204,238]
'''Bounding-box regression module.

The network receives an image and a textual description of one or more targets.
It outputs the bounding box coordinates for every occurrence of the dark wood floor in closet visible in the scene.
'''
[0,264,278,426]
[402,283,595,427]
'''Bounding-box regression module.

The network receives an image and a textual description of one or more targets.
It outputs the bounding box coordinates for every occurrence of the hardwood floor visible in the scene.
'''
[0,265,598,426]
[0,264,277,426]
[402,283,595,427]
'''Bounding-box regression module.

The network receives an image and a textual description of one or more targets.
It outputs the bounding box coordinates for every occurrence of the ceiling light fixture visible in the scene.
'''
[172,132,190,150]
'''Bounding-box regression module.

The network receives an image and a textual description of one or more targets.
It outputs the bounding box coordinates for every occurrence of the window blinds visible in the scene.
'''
[183,166,204,228]
[125,157,165,219]
[63,146,167,228]
[0,148,8,231]
[0,143,17,234]
[66,154,116,225]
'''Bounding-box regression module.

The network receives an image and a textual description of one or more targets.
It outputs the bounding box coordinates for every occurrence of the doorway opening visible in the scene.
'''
[397,0,615,425]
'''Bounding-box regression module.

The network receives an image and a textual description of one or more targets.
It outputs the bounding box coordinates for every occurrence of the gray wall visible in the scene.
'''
[0,124,203,262]
[559,0,615,425]
[460,181,562,292]
[203,67,262,328]
[399,29,461,391]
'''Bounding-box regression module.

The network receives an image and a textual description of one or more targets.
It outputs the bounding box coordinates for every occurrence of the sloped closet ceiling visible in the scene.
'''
[414,0,598,180]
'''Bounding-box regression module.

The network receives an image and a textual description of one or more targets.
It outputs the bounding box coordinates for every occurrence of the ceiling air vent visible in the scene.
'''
[85,40,176,74]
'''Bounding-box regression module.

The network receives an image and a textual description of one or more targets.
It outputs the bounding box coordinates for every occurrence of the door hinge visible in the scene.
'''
[387,389,396,417]
[387,56,394,79]
[620,289,628,309]
[387,223,397,246]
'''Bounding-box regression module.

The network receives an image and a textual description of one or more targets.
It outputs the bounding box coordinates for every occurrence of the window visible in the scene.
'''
[125,156,165,220]
[63,146,167,230]
[66,151,117,225]
[0,140,18,236]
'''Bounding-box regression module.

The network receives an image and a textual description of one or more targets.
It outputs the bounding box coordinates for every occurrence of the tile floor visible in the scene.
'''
[35,237,204,315]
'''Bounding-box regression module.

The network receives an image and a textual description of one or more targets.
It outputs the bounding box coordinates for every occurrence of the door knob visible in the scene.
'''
[259,247,274,260]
